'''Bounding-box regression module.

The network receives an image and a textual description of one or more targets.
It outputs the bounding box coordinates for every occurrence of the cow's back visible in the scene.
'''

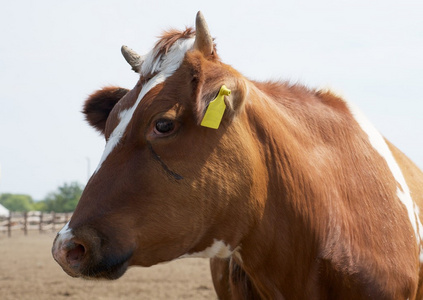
[387,140,423,211]
[387,140,423,299]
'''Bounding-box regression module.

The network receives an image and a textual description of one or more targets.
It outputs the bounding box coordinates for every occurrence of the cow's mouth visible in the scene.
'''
[55,242,134,280]
[52,225,136,280]
[77,250,134,280]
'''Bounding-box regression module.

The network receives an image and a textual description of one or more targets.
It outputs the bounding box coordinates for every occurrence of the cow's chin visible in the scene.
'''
[67,251,133,280]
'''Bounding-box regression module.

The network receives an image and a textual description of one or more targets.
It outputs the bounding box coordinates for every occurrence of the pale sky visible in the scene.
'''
[0,0,422,200]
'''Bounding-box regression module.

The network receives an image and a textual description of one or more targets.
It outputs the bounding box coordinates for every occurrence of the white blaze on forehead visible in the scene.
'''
[94,37,195,173]
[346,100,423,258]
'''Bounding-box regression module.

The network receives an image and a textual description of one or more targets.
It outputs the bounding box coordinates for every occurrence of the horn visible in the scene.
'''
[194,11,214,56]
[121,45,143,73]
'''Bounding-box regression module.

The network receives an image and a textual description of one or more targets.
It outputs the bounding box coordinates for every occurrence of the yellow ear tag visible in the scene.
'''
[200,85,231,129]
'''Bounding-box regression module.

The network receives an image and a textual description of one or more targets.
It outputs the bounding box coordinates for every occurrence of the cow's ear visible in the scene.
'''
[195,79,247,130]
[83,86,129,135]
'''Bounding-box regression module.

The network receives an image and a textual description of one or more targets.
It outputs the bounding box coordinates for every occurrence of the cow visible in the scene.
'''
[52,12,423,299]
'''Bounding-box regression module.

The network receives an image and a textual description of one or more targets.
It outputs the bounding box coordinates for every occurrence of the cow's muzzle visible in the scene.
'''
[52,225,132,280]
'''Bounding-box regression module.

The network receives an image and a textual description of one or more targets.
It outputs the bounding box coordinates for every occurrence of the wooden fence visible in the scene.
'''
[0,211,72,237]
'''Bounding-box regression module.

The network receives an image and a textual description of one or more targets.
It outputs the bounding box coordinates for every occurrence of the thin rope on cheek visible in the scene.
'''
[147,143,183,180]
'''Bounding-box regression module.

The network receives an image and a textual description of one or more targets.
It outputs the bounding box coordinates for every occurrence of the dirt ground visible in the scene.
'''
[0,231,217,299]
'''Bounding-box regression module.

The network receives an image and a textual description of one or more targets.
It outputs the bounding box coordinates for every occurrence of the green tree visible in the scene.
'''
[0,194,34,212]
[44,182,84,212]
[33,201,48,212]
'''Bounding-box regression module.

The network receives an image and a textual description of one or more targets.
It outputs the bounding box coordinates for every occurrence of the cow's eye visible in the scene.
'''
[154,119,175,135]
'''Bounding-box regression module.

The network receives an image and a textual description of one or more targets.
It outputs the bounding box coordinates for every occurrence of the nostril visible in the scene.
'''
[66,243,86,266]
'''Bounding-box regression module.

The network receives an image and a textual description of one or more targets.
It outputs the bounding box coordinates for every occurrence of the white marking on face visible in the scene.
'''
[54,221,74,248]
[346,100,423,260]
[58,221,70,235]
[179,239,235,259]
[94,37,195,173]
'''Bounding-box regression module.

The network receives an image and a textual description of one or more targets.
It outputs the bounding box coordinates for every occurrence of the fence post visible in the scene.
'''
[7,211,11,238]
[23,212,28,236]
[39,212,43,234]
[52,211,56,232]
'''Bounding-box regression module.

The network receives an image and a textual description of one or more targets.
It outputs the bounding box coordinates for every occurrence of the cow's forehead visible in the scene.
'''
[94,36,195,173]
[141,36,195,78]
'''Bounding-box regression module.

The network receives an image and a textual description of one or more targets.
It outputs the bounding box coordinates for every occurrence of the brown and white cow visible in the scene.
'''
[52,12,423,299]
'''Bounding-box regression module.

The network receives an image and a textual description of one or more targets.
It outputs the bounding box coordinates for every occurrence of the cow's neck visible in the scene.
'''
[233,80,418,298]
[232,81,325,297]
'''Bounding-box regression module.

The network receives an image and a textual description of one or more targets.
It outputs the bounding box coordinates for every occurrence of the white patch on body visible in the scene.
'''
[233,248,243,264]
[179,239,235,259]
[346,100,423,261]
[94,37,195,173]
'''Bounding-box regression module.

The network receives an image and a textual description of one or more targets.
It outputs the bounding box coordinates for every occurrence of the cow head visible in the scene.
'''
[52,12,264,280]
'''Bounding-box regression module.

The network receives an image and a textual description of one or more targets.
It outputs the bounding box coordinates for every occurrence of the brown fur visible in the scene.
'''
[155,27,195,58]
[56,28,423,299]
[83,86,129,134]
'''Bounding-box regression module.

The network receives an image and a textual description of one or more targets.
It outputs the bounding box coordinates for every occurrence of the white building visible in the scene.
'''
[0,203,9,217]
